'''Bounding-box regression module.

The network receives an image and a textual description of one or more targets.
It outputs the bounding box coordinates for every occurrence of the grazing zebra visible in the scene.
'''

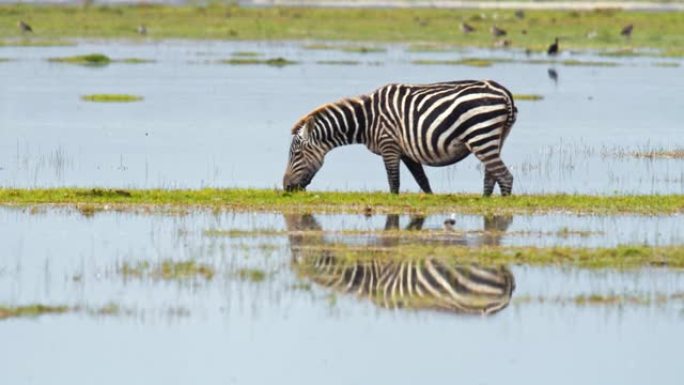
[285,214,515,315]
[283,80,517,196]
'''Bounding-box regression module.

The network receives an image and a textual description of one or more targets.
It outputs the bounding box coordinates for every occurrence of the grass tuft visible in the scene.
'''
[235,268,268,283]
[49,53,111,65]
[514,94,544,101]
[219,56,297,66]
[0,304,69,320]
[81,94,143,103]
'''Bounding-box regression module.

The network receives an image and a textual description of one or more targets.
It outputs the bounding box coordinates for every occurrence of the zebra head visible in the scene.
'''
[283,116,325,192]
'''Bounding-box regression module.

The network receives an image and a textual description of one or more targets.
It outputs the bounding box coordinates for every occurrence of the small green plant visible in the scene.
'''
[81,94,143,103]
[236,268,267,282]
[514,94,544,101]
[0,304,70,320]
[48,53,111,65]
[220,57,297,67]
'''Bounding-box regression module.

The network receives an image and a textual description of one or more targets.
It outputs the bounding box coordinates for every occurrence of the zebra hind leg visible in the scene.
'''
[475,152,513,197]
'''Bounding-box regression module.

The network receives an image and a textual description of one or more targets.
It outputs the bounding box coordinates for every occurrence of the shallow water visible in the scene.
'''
[1,40,683,193]
[1,208,683,384]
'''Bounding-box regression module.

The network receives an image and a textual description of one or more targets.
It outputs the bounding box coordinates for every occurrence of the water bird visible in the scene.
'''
[443,217,456,231]
[547,68,558,84]
[621,24,634,37]
[137,24,147,35]
[18,20,33,33]
[547,37,559,55]
[461,22,475,34]
[495,39,512,48]
[514,10,525,20]
[491,25,507,37]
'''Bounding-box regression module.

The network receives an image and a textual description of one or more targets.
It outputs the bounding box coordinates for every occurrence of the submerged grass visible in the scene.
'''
[81,94,143,103]
[3,5,684,55]
[1,188,683,215]
[515,292,684,307]
[48,53,155,66]
[219,57,297,66]
[48,53,111,65]
[294,244,684,269]
[0,304,69,320]
[235,268,268,283]
[120,260,215,281]
[513,93,544,101]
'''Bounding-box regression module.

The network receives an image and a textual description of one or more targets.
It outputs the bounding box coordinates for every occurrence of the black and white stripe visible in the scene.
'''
[283,80,517,196]
[300,256,515,315]
[285,214,516,315]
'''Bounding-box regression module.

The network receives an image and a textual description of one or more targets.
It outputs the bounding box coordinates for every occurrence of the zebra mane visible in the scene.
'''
[290,97,359,135]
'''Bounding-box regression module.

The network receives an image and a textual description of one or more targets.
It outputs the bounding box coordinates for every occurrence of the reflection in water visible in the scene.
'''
[285,214,516,315]
[548,67,559,84]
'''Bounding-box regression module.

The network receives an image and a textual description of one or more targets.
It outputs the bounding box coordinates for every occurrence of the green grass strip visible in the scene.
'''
[1,188,683,215]
[2,5,684,55]
[80,94,143,102]
[294,244,684,269]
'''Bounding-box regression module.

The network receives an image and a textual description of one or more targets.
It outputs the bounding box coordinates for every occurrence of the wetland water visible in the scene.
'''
[2,39,684,385]
[1,40,683,193]
[1,207,684,384]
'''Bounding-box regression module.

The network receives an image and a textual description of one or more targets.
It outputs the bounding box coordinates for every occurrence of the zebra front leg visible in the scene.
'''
[401,156,432,194]
[475,152,513,197]
[382,152,401,194]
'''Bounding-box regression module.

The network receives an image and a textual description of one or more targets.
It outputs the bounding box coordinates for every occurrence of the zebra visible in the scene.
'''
[285,214,516,315]
[283,80,517,196]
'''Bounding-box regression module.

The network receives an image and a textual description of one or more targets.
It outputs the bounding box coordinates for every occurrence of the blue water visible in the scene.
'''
[1,41,683,193]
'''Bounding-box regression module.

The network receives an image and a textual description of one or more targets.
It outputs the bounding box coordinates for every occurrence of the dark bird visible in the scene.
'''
[514,10,525,20]
[547,68,558,84]
[620,24,634,37]
[137,24,147,35]
[18,20,33,33]
[491,25,507,37]
[547,37,559,55]
[461,22,475,34]
[495,39,512,48]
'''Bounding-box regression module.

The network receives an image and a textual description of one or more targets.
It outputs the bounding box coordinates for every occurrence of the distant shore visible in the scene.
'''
[246,0,684,11]
[2,4,684,55]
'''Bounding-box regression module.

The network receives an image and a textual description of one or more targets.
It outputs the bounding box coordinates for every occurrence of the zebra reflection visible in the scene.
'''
[285,214,515,315]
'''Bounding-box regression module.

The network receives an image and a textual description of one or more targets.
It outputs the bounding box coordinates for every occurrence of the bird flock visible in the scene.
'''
[460,11,635,56]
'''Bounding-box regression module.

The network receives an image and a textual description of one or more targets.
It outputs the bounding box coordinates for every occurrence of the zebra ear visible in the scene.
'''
[300,116,315,140]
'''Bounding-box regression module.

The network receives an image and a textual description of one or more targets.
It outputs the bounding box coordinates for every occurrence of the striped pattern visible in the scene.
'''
[283,80,517,196]
[285,214,515,315]
[300,257,515,315]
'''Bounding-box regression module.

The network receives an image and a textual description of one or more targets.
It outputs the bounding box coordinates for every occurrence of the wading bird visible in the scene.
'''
[461,22,475,34]
[621,24,634,38]
[18,20,33,33]
[547,37,559,55]
[137,24,147,35]
[491,25,507,37]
